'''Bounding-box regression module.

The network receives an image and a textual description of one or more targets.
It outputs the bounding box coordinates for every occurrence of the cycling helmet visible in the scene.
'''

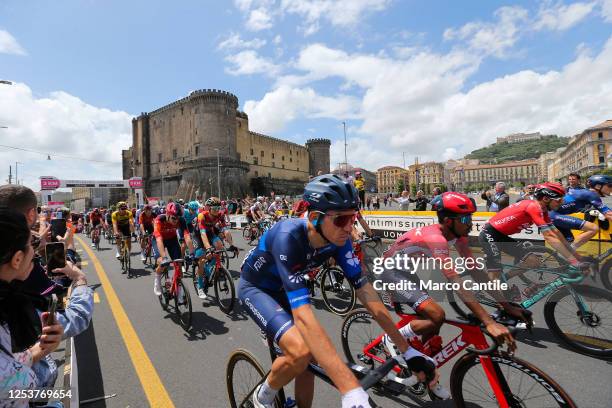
[117,201,127,209]
[257,196,264,202]
[165,202,181,217]
[587,174,612,188]
[143,204,151,210]
[534,182,565,199]
[303,174,359,212]
[178,199,185,205]
[355,171,362,176]
[275,196,282,202]
[205,197,221,207]
[432,192,476,217]
[187,201,200,211]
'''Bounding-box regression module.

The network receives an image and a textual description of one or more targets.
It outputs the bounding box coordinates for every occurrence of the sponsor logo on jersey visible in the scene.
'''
[345,251,360,267]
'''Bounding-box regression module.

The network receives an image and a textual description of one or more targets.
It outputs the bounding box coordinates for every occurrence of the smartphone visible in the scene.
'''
[50,218,67,241]
[46,242,66,275]
[47,294,58,325]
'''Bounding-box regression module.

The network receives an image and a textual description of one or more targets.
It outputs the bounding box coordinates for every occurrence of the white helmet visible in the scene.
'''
[257,196,264,202]
[275,197,282,202]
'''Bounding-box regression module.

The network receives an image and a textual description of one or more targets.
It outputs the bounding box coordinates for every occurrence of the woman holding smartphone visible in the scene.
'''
[0,208,63,406]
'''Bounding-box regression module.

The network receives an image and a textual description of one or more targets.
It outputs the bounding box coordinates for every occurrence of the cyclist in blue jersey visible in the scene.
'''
[550,174,612,249]
[239,174,440,408]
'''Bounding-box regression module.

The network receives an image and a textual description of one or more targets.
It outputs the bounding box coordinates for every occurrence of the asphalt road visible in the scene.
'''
[71,231,612,408]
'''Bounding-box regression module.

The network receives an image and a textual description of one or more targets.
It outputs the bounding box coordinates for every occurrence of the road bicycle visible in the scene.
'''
[105,227,115,245]
[117,235,131,277]
[446,245,612,358]
[341,305,577,407]
[189,249,235,313]
[158,258,192,330]
[242,218,273,246]
[226,332,408,407]
[305,260,356,316]
[91,225,101,251]
[84,223,91,237]
[141,233,154,266]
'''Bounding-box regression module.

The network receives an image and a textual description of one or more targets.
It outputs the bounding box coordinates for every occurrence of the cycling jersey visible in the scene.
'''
[292,199,309,217]
[267,202,282,214]
[112,210,133,226]
[90,212,102,225]
[240,218,366,308]
[354,177,365,191]
[487,200,553,236]
[183,210,198,232]
[239,218,366,344]
[556,189,611,215]
[153,214,189,241]
[139,212,155,226]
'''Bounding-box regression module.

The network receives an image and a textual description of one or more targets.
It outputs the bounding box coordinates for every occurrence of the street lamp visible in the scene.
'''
[214,148,221,198]
[15,162,23,185]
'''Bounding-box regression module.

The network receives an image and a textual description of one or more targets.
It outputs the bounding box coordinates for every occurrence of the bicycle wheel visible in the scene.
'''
[174,280,192,330]
[158,271,170,311]
[450,352,577,407]
[600,257,612,291]
[544,284,612,358]
[321,266,356,316]
[446,288,499,319]
[220,249,230,270]
[341,309,385,367]
[226,349,282,408]
[214,266,236,313]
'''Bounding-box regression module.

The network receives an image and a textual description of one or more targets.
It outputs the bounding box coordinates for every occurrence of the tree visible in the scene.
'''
[395,179,406,194]
[410,183,417,195]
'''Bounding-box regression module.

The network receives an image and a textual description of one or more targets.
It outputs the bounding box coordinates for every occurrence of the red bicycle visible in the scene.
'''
[341,305,577,407]
[158,258,192,330]
[91,225,101,251]
[142,233,153,266]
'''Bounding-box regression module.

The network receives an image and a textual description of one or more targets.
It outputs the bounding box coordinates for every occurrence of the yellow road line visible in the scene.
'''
[93,293,100,303]
[75,235,174,407]
[79,261,89,266]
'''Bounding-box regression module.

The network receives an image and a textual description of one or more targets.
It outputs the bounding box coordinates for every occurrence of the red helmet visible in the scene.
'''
[93,208,99,213]
[165,202,179,216]
[534,182,565,199]
[432,192,476,215]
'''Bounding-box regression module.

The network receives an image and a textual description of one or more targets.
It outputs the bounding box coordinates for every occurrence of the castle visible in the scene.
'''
[122,89,330,200]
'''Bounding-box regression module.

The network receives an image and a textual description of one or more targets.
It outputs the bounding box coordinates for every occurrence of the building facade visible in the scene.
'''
[452,160,538,190]
[496,132,544,144]
[408,161,444,192]
[376,166,407,194]
[547,120,612,182]
[123,89,330,201]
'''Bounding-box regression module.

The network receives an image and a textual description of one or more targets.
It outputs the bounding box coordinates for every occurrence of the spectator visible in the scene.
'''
[516,184,535,202]
[366,195,372,210]
[0,208,64,405]
[354,171,366,209]
[566,173,584,193]
[373,195,380,210]
[0,186,93,340]
[392,190,411,211]
[430,187,442,210]
[383,196,388,207]
[481,182,510,212]
[410,190,430,211]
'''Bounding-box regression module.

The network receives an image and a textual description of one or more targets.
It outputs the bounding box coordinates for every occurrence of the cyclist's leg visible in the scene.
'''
[478,224,509,280]
[552,213,597,249]
[238,280,312,405]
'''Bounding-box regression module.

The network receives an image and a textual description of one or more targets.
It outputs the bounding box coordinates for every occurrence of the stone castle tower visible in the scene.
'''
[125,89,331,200]
[306,138,331,176]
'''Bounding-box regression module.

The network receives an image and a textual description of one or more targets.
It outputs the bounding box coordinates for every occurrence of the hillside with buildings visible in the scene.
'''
[466,134,569,164]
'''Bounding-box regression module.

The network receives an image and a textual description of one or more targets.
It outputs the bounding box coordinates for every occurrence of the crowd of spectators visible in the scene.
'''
[0,184,94,407]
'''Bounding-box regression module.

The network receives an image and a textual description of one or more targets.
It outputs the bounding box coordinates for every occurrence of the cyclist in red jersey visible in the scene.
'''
[216,201,239,255]
[380,193,529,374]
[152,202,194,296]
[89,208,103,247]
[479,182,590,281]
[138,205,155,261]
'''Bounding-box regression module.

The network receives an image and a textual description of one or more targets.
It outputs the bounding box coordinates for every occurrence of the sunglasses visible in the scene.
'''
[210,206,220,211]
[323,212,357,228]
[456,214,472,224]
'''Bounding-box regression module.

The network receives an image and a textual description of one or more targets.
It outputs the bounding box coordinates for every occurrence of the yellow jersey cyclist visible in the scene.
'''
[239,174,442,408]
[112,201,135,259]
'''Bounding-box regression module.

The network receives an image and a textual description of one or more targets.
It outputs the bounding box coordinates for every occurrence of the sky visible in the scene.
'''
[1,0,612,191]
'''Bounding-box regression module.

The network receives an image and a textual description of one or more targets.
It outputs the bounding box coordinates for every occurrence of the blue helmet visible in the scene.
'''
[187,201,200,211]
[587,174,612,188]
[303,174,359,212]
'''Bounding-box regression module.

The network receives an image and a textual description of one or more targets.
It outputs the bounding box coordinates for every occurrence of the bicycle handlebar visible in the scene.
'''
[465,309,523,355]
[160,258,184,267]
[352,356,402,390]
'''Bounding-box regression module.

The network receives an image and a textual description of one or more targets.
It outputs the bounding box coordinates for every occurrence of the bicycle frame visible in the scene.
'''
[360,312,516,408]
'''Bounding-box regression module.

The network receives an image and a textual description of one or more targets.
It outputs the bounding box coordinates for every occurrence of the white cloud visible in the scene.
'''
[243,85,360,133]
[0,82,132,189]
[444,6,529,58]
[273,34,282,45]
[234,0,391,35]
[217,32,266,50]
[600,0,612,21]
[224,50,281,76]
[0,29,27,56]
[535,1,596,31]
[247,8,274,31]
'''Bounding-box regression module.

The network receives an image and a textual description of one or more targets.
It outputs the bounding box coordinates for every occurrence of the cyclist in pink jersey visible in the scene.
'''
[478,182,590,280]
